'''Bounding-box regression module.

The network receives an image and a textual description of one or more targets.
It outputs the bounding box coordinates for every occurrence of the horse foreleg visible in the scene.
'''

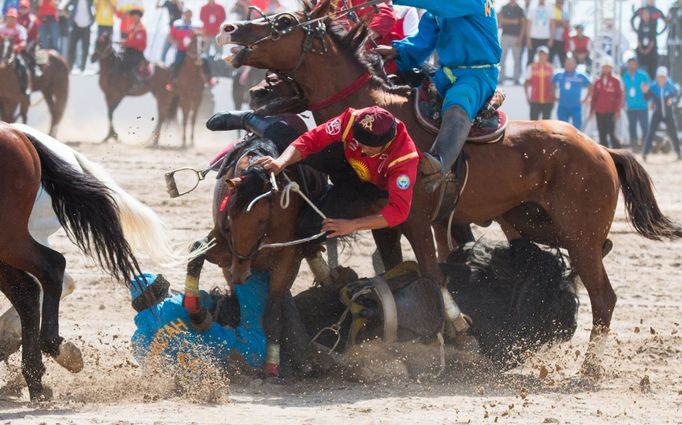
[0,265,49,401]
[181,105,189,148]
[104,97,122,143]
[189,104,198,148]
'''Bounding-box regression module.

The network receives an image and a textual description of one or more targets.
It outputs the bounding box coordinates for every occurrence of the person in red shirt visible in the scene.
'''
[37,0,60,50]
[253,107,421,237]
[524,45,555,120]
[165,8,215,91]
[119,8,147,87]
[569,24,591,66]
[589,58,624,148]
[17,0,38,50]
[200,0,225,57]
[0,8,31,95]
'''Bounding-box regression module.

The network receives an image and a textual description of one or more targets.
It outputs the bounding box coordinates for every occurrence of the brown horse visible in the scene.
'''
[0,121,147,400]
[0,39,69,137]
[91,33,175,145]
[172,34,206,148]
[185,131,327,376]
[217,0,682,376]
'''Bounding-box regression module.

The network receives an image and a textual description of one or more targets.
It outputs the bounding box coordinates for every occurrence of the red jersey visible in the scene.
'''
[330,0,396,45]
[526,62,555,103]
[591,74,624,114]
[569,35,590,54]
[37,0,58,18]
[18,13,39,45]
[200,2,226,37]
[124,22,147,52]
[0,23,27,52]
[170,19,194,52]
[291,108,421,227]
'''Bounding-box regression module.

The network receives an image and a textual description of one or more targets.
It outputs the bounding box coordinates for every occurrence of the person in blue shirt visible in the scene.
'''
[130,272,268,372]
[622,56,651,152]
[375,0,501,192]
[642,66,681,161]
[552,57,591,130]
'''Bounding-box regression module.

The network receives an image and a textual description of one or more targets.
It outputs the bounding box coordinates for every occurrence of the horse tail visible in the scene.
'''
[70,149,200,266]
[26,133,142,284]
[46,53,69,132]
[608,149,682,240]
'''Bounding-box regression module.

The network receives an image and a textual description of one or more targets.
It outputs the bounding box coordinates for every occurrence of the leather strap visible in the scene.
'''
[370,276,398,344]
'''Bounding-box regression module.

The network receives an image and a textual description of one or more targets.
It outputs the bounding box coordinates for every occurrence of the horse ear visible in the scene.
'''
[310,0,332,18]
[226,177,243,189]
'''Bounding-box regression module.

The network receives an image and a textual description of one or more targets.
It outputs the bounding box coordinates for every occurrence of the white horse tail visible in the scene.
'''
[70,150,210,266]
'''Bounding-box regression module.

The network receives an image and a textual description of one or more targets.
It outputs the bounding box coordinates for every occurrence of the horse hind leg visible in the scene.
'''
[0,263,51,400]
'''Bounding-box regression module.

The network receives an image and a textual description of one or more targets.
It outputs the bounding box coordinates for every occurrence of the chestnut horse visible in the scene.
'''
[217,0,682,375]
[91,33,175,145]
[185,132,327,376]
[0,39,69,136]
[172,33,206,148]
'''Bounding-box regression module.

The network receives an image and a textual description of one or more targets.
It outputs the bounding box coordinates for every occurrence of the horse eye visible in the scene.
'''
[275,16,294,30]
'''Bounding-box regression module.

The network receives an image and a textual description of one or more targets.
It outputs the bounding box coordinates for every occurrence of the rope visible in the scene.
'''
[447,161,470,252]
[258,174,328,250]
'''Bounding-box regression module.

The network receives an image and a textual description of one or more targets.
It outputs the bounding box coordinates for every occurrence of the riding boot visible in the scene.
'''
[15,60,30,96]
[420,105,472,193]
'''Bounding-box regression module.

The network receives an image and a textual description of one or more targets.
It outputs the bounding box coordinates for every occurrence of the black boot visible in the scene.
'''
[15,59,30,96]
[420,105,472,193]
[206,110,254,132]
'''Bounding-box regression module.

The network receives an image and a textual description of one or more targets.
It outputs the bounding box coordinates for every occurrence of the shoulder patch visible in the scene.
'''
[326,118,341,136]
[396,174,410,190]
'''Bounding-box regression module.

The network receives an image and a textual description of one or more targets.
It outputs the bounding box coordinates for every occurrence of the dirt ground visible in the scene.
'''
[1,141,681,425]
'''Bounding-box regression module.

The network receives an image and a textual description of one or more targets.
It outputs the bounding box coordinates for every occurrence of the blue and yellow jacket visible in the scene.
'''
[645,80,679,116]
[391,0,502,71]
[131,271,269,369]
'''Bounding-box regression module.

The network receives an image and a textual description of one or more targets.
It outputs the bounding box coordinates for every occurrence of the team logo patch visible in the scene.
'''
[359,114,375,131]
[326,118,341,136]
[349,159,371,182]
[396,174,410,190]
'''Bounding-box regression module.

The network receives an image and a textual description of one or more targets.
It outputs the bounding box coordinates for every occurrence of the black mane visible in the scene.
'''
[224,136,279,212]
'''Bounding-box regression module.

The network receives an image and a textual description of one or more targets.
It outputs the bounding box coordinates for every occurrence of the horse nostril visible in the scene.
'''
[223,24,237,33]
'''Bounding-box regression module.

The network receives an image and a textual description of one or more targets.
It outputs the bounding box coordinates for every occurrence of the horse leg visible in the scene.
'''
[0,264,50,400]
[566,242,616,377]
[104,96,122,143]
[181,105,188,148]
[189,104,198,148]
[371,227,403,274]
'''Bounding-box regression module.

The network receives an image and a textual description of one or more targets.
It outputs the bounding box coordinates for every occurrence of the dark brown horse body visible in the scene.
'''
[0,121,144,400]
[217,0,682,375]
[173,34,205,148]
[0,39,69,136]
[91,34,175,145]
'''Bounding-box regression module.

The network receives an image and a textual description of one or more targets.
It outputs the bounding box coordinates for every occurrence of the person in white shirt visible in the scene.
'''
[526,0,552,65]
[64,0,94,73]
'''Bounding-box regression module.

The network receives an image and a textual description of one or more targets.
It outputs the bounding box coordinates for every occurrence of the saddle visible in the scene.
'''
[401,67,508,144]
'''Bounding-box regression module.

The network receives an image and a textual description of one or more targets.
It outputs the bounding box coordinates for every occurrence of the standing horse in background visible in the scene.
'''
[91,33,175,145]
[0,122,194,400]
[218,0,682,376]
[0,39,69,137]
[172,34,206,148]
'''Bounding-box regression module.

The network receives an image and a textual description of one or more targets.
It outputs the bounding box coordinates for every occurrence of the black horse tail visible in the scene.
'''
[27,134,143,285]
[609,149,682,240]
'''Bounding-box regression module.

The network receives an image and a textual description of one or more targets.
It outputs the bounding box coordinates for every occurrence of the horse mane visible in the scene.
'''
[225,137,279,212]
[325,19,412,106]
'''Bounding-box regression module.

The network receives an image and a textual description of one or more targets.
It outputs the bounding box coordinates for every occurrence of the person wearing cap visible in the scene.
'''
[130,272,268,371]
[373,0,501,193]
[118,7,146,88]
[552,56,591,130]
[246,106,421,238]
[17,0,38,50]
[589,58,624,148]
[524,45,555,120]
[569,24,591,67]
[165,8,215,92]
[641,66,681,161]
[0,8,31,95]
[622,55,651,151]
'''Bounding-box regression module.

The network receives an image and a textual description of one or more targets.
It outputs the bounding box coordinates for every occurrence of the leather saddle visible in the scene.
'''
[398,66,508,144]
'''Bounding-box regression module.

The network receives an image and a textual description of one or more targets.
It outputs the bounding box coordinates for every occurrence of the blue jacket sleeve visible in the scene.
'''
[393,0,485,18]
[392,12,439,72]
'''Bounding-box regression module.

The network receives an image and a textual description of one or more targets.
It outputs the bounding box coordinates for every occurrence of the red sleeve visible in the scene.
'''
[200,5,208,24]
[290,110,355,159]
[218,5,226,22]
[380,155,419,227]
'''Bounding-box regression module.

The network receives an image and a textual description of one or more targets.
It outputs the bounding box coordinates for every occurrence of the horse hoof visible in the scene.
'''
[28,385,53,402]
[602,239,613,257]
[53,341,84,373]
[579,358,604,379]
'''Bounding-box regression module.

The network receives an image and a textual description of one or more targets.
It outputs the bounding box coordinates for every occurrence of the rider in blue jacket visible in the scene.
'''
[376,0,501,192]
[130,272,268,371]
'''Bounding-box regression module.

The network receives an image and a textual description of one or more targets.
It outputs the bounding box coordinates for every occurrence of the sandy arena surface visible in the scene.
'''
[1,139,682,424]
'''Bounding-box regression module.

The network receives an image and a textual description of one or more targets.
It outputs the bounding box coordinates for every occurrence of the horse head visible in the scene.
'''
[221,138,280,284]
[249,72,308,115]
[217,0,333,71]
[91,32,113,63]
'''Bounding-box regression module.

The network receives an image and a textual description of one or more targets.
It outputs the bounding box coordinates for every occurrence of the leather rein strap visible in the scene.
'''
[308,72,372,112]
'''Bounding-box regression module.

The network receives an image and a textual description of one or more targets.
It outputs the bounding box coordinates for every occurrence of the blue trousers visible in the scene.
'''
[643,111,681,156]
[434,66,499,121]
[557,105,583,130]
[627,109,649,143]
[39,17,60,50]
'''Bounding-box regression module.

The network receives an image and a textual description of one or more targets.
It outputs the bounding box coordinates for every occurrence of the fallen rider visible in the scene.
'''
[130,272,267,371]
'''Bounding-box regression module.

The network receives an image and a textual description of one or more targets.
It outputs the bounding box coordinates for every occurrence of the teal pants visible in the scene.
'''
[433,66,499,120]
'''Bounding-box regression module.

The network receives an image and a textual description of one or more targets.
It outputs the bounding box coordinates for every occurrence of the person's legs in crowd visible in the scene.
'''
[541,103,553,120]
[170,49,186,81]
[528,38,547,65]
[627,109,639,145]
[557,104,570,123]
[511,39,522,83]
[67,26,79,70]
[79,27,91,72]
[596,112,609,147]
[573,106,583,130]
[664,113,682,159]
[161,37,172,63]
[642,112,663,160]
[607,114,621,148]
[550,40,566,66]
[500,34,513,82]
[530,103,540,120]
[638,109,649,149]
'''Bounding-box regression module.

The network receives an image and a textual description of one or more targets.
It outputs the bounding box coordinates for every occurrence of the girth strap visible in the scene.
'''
[370,276,398,344]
